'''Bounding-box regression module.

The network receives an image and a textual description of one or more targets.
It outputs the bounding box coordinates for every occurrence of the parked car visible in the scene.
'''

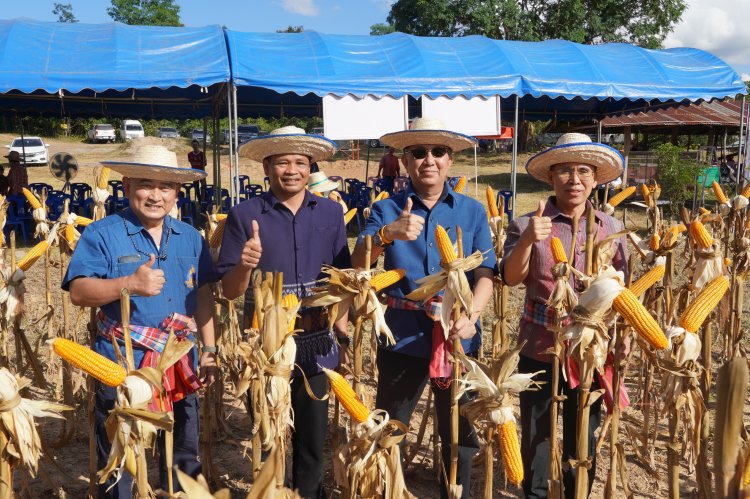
[237,124,261,144]
[120,120,144,141]
[157,126,180,139]
[367,138,384,148]
[5,136,49,166]
[191,129,211,144]
[88,124,116,143]
[311,127,324,136]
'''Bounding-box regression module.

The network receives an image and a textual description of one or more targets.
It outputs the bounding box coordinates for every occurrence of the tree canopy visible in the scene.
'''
[387,0,686,49]
[107,0,182,27]
[370,23,396,36]
[53,3,78,23]
[276,25,304,33]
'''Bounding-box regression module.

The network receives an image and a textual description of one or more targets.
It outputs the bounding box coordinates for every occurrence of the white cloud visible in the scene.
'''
[664,0,750,76]
[281,0,320,16]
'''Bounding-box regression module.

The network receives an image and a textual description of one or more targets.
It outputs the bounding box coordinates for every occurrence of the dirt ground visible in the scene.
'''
[5,134,748,498]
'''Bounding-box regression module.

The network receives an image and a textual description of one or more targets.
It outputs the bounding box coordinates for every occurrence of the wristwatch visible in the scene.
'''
[372,226,393,248]
[201,345,218,354]
[336,335,351,347]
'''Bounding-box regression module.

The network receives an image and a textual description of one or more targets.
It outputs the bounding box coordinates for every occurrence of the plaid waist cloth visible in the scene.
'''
[96,310,201,412]
[522,300,556,328]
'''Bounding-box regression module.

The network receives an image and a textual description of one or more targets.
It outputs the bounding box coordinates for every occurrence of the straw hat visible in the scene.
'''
[102,145,207,182]
[307,171,340,193]
[5,151,20,162]
[380,117,477,152]
[238,126,337,163]
[525,133,623,185]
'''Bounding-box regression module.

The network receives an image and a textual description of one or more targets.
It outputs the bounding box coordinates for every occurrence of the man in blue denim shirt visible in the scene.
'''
[352,118,496,499]
[63,145,218,498]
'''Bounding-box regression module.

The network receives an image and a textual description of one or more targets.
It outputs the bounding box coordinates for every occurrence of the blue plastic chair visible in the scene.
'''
[4,202,28,245]
[238,175,251,192]
[181,183,196,202]
[108,180,124,200]
[176,198,195,226]
[495,189,514,221]
[29,183,52,197]
[46,197,66,222]
[244,184,263,199]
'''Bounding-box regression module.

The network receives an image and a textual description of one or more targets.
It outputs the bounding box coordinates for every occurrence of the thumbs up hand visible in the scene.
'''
[384,197,424,242]
[241,219,262,270]
[521,200,552,244]
[129,254,166,296]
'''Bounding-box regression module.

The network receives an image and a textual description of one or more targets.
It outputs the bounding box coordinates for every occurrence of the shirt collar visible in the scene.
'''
[121,208,180,236]
[261,189,319,213]
[403,180,455,208]
[545,196,606,223]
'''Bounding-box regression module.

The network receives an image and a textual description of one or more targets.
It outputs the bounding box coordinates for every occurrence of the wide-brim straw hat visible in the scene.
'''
[380,117,477,152]
[102,145,207,182]
[307,171,340,193]
[526,133,624,185]
[238,125,337,163]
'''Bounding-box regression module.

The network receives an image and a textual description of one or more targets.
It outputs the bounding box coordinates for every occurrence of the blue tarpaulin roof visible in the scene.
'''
[227,31,746,104]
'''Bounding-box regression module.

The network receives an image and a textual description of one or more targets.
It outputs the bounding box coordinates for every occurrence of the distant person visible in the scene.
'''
[307,170,340,196]
[6,150,28,196]
[0,166,9,197]
[377,146,401,193]
[188,140,207,203]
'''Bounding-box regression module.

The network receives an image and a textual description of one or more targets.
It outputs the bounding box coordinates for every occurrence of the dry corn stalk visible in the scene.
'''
[688,219,725,292]
[0,232,55,324]
[0,368,71,493]
[303,267,405,345]
[22,188,50,239]
[93,166,111,221]
[714,356,748,498]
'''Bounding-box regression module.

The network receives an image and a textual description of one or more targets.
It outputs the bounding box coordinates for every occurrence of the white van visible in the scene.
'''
[121,120,145,141]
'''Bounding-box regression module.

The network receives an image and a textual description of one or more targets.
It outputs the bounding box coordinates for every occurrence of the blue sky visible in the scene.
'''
[3,0,749,79]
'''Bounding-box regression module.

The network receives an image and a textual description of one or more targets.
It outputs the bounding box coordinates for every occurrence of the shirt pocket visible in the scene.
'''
[114,258,144,279]
[176,256,199,290]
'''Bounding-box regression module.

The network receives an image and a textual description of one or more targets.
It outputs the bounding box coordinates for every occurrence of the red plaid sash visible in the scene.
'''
[96,311,201,411]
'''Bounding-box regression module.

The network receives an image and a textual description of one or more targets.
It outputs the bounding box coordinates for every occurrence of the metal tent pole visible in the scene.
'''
[227,83,236,206]
[510,95,519,221]
[233,84,240,197]
[737,96,746,193]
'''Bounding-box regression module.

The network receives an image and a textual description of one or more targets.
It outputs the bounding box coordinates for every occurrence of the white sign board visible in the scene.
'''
[421,95,501,136]
[322,95,408,140]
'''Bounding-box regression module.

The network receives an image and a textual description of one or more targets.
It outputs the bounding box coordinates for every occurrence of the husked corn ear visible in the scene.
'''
[64,224,75,244]
[724,257,732,267]
[674,223,686,233]
[312,191,324,197]
[613,288,668,349]
[74,216,93,227]
[454,176,467,193]
[679,275,729,333]
[486,186,499,218]
[209,219,227,248]
[712,181,729,204]
[435,225,456,265]
[607,185,636,208]
[648,233,660,251]
[498,420,524,485]
[370,269,406,291]
[640,184,650,202]
[51,338,126,387]
[323,367,369,423]
[742,182,750,198]
[344,208,357,225]
[251,310,259,330]
[282,294,299,332]
[215,213,228,221]
[22,188,42,210]
[550,237,568,264]
[374,191,389,202]
[97,166,111,189]
[17,241,49,271]
[630,265,665,297]
[698,207,710,215]
[689,220,713,248]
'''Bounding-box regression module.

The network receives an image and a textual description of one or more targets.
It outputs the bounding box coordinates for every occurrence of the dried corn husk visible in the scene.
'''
[0,369,71,478]
[714,357,748,497]
[328,190,349,213]
[303,266,404,345]
[93,166,111,221]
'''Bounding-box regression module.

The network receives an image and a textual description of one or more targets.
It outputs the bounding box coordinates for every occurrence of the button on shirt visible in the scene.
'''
[501,197,628,363]
[359,182,497,358]
[62,209,217,367]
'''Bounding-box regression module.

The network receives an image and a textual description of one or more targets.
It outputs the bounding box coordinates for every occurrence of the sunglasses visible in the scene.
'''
[406,147,451,159]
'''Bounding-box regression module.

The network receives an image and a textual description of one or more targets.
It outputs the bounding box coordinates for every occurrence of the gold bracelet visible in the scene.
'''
[378,226,393,245]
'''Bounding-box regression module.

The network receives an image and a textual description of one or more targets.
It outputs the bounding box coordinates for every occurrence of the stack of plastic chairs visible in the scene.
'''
[243,184,263,200]
[4,195,29,245]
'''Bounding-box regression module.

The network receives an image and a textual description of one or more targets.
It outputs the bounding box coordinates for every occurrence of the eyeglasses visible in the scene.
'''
[553,165,596,181]
[406,147,451,159]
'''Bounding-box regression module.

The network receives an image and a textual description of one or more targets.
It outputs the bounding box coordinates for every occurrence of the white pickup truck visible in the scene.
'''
[88,124,116,143]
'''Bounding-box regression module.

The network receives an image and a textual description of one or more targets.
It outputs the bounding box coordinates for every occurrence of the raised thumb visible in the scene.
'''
[534,200,546,218]
[250,219,260,240]
[401,197,413,216]
[144,253,156,268]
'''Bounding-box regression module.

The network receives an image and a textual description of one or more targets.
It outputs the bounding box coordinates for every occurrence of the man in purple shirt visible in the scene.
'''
[502,133,628,499]
[216,126,350,499]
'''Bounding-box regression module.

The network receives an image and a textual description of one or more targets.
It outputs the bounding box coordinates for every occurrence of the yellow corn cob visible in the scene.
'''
[374,191,389,202]
[435,225,456,265]
[485,208,491,221]
[743,453,750,488]
[607,185,636,208]
[612,288,668,349]
[282,294,299,332]
[370,269,406,292]
[689,220,713,248]
[486,186,499,218]
[629,265,665,298]
[344,208,357,225]
[65,224,75,244]
[73,216,93,227]
[742,182,750,198]
[51,337,126,387]
[215,213,228,221]
[454,176,467,193]
[746,220,750,231]
[724,257,732,267]
[498,420,524,485]
[251,310,259,330]
[675,223,686,233]
[17,241,49,271]
[662,226,681,248]
[640,184,650,202]
[712,181,728,204]
[209,219,227,248]
[648,233,660,251]
[550,237,568,264]
[323,367,369,423]
[698,207,710,215]
[679,275,730,333]
[312,190,323,197]
[97,166,111,189]
[22,188,42,210]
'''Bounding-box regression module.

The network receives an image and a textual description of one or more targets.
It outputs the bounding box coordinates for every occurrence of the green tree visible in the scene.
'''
[277,25,304,33]
[654,142,703,215]
[107,0,182,27]
[370,23,396,35]
[53,3,78,23]
[387,0,686,48]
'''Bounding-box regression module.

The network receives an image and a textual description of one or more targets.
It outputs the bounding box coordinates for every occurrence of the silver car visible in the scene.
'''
[191,129,211,144]
[157,126,180,139]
